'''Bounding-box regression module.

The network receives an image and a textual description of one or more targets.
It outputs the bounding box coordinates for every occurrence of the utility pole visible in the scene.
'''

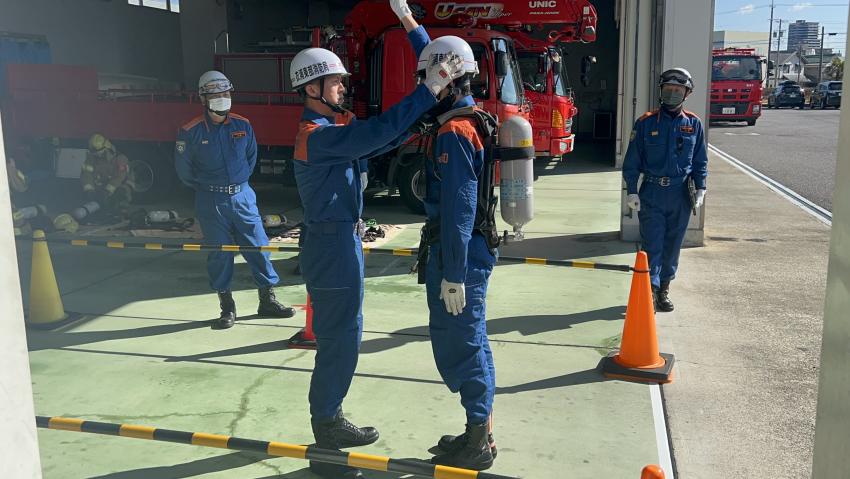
[767,0,774,89]
[818,26,825,83]
[775,18,783,88]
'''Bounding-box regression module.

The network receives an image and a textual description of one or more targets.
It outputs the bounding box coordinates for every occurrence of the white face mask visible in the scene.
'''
[207,97,231,113]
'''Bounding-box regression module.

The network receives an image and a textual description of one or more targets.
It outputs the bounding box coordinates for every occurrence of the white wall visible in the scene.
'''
[619,0,713,246]
[0,117,42,478]
[0,0,183,83]
[811,10,850,477]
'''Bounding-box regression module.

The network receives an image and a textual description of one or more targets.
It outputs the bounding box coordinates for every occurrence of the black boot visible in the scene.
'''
[437,431,497,458]
[217,291,236,329]
[654,281,674,312]
[431,422,494,471]
[308,412,378,479]
[311,411,380,449]
[257,286,295,318]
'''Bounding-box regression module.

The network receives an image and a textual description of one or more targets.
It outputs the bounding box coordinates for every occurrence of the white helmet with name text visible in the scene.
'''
[416,36,478,76]
[290,48,349,90]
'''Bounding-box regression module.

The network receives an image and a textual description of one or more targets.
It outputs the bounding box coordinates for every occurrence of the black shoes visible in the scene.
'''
[437,430,497,458]
[216,291,236,329]
[431,422,494,471]
[257,286,296,318]
[653,281,674,312]
[309,412,379,478]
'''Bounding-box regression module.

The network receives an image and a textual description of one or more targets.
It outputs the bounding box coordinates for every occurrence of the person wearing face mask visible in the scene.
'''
[174,70,295,329]
[622,67,708,312]
[289,33,464,478]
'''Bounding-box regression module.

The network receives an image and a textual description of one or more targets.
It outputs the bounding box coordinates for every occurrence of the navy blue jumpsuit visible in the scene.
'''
[623,108,708,288]
[293,80,437,419]
[174,112,279,292]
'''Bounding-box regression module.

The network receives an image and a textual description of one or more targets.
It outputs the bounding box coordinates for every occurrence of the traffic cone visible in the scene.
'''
[26,230,81,329]
[641,465,665,479]
[288,294,317,350]
[600,251,675,383]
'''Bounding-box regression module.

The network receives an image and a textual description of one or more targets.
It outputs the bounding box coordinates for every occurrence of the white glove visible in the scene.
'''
[695,189,706,209]
[425,52,465,97]
[440,279,466,316]
[390,0,412,18]
[627,193,640,212]
[360,171,368,194]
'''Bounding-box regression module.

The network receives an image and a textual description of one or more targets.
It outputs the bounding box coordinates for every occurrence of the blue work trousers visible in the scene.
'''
[300,222,364,420]
[195,185,279,291]
[425,235,496,425]
[638,182,692,288]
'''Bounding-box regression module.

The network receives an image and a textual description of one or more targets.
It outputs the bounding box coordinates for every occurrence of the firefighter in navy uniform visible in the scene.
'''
[622,67,708,312]
[175,71,295,329]
[390,0,498,470]
[288,36,464,477]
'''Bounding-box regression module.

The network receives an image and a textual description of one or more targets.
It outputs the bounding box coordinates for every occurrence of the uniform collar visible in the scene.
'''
[203,110,230,130]
[659,106,686,120]
[302,107,334,123]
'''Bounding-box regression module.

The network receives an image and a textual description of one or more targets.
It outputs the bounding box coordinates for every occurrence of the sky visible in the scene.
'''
[715,1,849,54]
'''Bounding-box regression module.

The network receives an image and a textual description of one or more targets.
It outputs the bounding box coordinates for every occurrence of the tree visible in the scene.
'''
[824,57,844,81]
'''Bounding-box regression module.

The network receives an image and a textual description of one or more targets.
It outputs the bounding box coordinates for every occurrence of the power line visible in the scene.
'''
[716,2,850,16]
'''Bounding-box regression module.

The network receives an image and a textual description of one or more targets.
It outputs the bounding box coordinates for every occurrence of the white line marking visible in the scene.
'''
[708,144,832,226]
[651,384,676,479]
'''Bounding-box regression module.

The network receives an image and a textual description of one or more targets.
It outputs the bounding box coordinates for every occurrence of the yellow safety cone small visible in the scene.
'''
[27,230,74,328]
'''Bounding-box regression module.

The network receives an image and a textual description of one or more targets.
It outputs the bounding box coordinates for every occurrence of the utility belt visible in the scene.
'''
[643,175,688,187]
[412,220,497,284]
[201,182,248,195]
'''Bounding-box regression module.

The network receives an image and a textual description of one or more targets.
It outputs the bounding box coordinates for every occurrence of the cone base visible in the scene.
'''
[599,351,675,384]
[25,311,86,331]
[287,329,317,350]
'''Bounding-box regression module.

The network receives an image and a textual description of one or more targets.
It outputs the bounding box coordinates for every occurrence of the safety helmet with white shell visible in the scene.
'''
[416,36,478,76]
[290,48,349,90]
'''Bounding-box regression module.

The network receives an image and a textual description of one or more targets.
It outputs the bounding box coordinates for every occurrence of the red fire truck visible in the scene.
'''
[710,48,764,126]
[2,0,596,213]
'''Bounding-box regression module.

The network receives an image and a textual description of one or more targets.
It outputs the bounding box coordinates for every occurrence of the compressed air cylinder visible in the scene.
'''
[71,201,100,220]
[147,210,179,223]
[498,115,535,239]
[14,205,41,221]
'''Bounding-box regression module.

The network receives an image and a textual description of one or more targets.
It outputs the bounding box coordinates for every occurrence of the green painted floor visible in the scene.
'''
[20,152,665,479]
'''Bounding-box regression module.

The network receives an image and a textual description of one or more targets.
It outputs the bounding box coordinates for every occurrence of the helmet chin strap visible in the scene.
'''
[307,77,345,114]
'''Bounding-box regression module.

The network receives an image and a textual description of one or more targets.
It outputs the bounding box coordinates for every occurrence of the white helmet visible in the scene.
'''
[290,48,349,90]
[417,36,478,76]
[198,70,233,95]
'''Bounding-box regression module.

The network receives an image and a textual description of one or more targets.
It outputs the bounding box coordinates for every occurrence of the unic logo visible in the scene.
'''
[529,0,557,7]
[434,3,505,20]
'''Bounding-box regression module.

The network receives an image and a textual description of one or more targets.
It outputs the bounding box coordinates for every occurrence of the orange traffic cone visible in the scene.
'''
[641,465,665,479]
[288,294,317,350]
[600,251,675,383]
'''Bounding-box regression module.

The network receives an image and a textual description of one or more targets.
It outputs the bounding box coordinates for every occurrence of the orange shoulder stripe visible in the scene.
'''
[437,118,483,151]
[181,115,204,131]
[638,110,659,121]
[294,121,321,162]
[229,112,251,123]
[334,110,354,126]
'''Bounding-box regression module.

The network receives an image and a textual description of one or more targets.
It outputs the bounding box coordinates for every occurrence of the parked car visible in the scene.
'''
[768,81,805,109]
[810,81,842,109]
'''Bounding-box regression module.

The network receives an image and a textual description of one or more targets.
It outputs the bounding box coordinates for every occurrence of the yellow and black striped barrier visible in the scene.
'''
[36,416,520,479]
[42,238,633,273]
